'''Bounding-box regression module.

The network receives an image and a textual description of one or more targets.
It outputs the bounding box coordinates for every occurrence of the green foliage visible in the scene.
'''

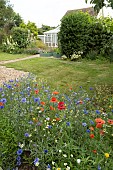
[13,13,23,27]
[0,0,14,29]
[23,48,39,55]
[27,21,38,38]
[86,21,113,58]
[58,11,93,58]
[85,0,113,12]
[38,24,56,35]
[59,11,113,60]
[11,27,30,48]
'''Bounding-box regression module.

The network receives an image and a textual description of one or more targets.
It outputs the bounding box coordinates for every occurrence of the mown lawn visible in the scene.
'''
[3,57,113,91]
[0,51,30,61]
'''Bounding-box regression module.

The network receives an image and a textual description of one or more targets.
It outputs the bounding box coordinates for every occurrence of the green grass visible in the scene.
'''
[3,57,113,91]
[0,51,30,61]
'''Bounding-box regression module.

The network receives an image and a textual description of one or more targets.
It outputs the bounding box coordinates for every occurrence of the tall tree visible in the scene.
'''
[85,0,113,13]
[0,0,14,29]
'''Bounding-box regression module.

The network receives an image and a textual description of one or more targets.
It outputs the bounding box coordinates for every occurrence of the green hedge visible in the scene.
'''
[58,11,113,59]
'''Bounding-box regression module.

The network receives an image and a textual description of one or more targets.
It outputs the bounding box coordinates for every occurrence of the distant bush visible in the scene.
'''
[11,27,30,49]
[23,48,39,55]
[58,11,93,58]
[59,11,113,60]
[36,40,47,50]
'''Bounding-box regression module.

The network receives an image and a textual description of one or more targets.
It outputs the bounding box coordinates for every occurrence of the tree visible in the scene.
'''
[85,0,113,13]
[13,13,23,27]
[27,21,38,38]
[38,24,56,35]
[0,0,14,29]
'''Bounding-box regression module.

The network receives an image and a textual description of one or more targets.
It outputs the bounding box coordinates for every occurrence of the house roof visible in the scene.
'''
[44,26,60,34]
[64,7,97,17]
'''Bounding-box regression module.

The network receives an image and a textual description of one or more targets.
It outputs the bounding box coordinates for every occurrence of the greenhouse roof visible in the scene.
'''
[44,26,60,34]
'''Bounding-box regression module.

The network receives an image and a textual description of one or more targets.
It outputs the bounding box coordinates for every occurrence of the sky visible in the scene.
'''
[10,0,113,28]
[9,0,92,27]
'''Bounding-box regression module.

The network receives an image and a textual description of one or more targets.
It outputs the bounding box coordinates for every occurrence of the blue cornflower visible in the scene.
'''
[16,161,21,166]
[82,122,87,127]
[86,129,90,133]
[17,149,23,155]
[44,89,49,93]
[7,84,12,89]
[0,88,3,92]
[21,98,26,103]
[9,80,13,83]
[111,110,113,113]
[80,86,82,88]
[34,97,40,103]
[44,149,48,153]
[0,105,4,109]
[34,157,39,165]
[48,125,52,129]
[28,121,33,124]
[24,133,29,137]
[37,122,41,126]
[89,87,93,90]
[76,101,80,105]
[16,156,21,161]
[55,114,59,117]
[97,165,101,170]
[84,109,88,114]
[27,87,31,91]
[66,122,70,126]
[1,93,5,97]
[90,120,94,124]
[96,110,100,114]
[47,164,51,169]
[85,97,90,101]
[1,98,7,103]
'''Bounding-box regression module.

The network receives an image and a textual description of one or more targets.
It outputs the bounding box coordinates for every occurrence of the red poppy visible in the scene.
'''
[108,119,113,125]
[35,89,39,94]
[50,106,55,110]
[79,100,83,104]
[56,117,60,121]
[90,134,95,138]
[40,101,45,105]
[40,107,44,112]
[16,84,19,87]
[50,97,58,103]
[92,150,97,154]
[95,118,105,128]
[89,126,94,131]
[52,91,59,95]
[58,102,66,110]
[95,118,105,124]
[0,102,3,106]
[96,123,103,128]
[70,87,72,90]
[100,130,105,135]
[35,84,38,86]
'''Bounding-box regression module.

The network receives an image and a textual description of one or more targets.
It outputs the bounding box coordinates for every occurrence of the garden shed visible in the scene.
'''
[43,26,60,47]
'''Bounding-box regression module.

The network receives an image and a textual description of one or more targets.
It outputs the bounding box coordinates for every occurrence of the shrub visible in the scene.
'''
[1,36,24,54]
[86,21,113,58]
[23,48,39,55]
[11,27,30,48]
[58,11,93,58]
[59,11,113,60]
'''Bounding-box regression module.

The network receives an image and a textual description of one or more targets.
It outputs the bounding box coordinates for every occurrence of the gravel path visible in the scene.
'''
[0,54,40,85]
